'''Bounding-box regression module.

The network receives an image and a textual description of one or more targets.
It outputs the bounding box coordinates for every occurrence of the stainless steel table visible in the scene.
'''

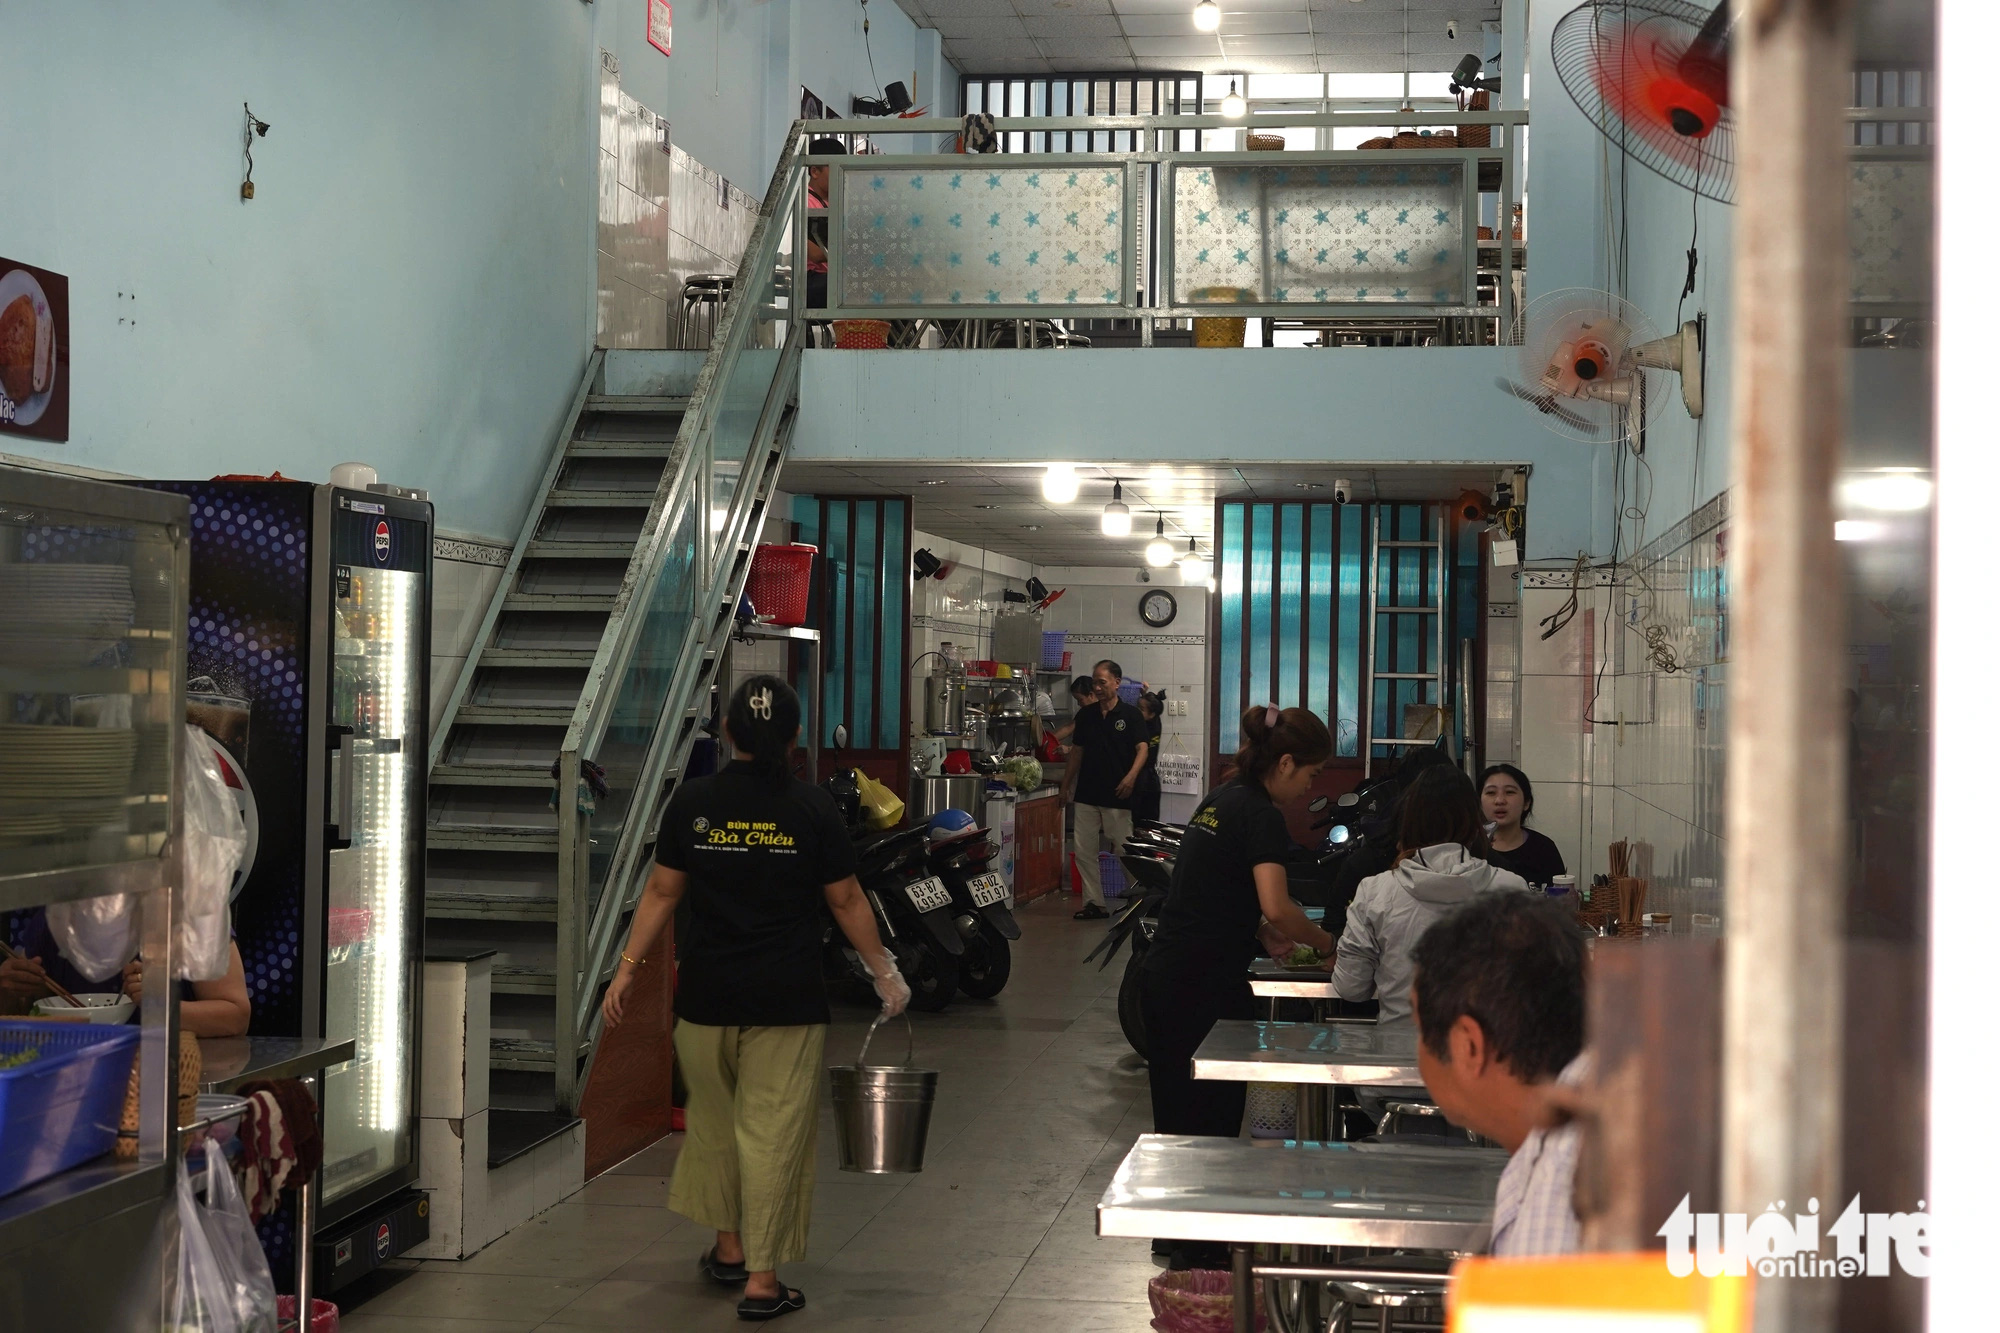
[1193,1020,1423,1086]
[1247,958,1340,1002]
[1098,1135,1503,1333]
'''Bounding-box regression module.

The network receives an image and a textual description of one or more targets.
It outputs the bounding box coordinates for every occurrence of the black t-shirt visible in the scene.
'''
[1072,699,1146,808]
[1146,780,1295,981]
[1484,827,1567,888]
[654,762,859,1027]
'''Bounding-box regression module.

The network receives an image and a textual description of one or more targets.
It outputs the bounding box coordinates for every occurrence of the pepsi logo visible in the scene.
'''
[373,520,391,564]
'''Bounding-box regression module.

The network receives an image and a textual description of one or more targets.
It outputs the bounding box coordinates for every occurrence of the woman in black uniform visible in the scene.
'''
[1131,689,1165,824]
[1139,704,1337,1265]
[604,676,908,1322]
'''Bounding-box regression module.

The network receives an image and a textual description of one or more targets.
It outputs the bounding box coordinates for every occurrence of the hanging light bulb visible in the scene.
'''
[1101,480,1132,537]
[1145,515,1176,568]
[1179,536,1211,585]
[1192,1,1222,33]
[1042,463,1079,504]
[1220,79,1246,119]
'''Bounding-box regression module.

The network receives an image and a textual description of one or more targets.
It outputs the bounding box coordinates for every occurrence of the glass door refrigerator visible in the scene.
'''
[143,478,431,1287]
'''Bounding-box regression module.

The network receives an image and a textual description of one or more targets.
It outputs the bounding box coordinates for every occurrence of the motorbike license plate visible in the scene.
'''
[905,876,953,913]
[967,872,1009,908]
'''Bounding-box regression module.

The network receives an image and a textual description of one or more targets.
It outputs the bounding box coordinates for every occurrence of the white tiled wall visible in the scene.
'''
[909,529,1039,733]
[597,53,759,351]
[1513,495,1729,931]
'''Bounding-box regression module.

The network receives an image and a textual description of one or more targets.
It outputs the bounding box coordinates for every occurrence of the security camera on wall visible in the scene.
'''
[1332,479,1353,505]
[1447,20,1459,40]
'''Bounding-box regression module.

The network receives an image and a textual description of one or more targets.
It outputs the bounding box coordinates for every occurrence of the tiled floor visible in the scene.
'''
[344,893,1163,1332]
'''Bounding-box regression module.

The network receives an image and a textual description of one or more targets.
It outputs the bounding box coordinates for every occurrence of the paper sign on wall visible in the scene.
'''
[0,257,69,442]
[1157,742,1202,796]
[648,0,672,57]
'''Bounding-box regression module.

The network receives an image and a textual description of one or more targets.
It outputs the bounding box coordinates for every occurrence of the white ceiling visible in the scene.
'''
[780,460,1521,567]
[890,0,1501,77]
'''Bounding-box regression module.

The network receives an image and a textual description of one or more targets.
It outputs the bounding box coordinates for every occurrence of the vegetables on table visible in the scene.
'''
[1284,946,1322,967]
[0,1046,41,1069]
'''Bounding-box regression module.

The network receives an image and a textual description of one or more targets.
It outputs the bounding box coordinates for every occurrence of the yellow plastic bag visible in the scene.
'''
[853,769,906,831]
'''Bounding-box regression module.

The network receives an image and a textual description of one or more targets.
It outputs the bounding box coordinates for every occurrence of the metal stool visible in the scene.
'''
[1333,1279,1445,1333]
[676,273,734,349]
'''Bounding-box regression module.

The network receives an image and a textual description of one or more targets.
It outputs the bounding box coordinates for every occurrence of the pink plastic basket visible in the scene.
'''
[277,1296,340,1333]
[1148,1270,1267,1333]
[744,544,817,627]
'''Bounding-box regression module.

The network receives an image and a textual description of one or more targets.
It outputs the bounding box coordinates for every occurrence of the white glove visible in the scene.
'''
[867,952,912,1017]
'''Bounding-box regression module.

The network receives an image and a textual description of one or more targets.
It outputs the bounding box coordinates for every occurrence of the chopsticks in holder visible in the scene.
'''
[0,937,86,1008]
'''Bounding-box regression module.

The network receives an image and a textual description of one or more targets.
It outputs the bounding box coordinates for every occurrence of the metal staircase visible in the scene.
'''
[424,128,811,1121]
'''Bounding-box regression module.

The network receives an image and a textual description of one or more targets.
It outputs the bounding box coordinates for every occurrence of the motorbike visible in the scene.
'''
[926,823,1020,1000]
[820,731,965,1011]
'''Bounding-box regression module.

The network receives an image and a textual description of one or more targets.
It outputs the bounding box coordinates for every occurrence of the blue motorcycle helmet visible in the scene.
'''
[927,808,978,844]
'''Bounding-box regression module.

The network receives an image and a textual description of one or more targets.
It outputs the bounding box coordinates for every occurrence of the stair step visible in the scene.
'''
[492,965,556,997]
[488,1108,582,1168]
[544,491,657,509]
[479,648,602,668]
[425,890,558,920]
[425,828,560,854]
[504,593,617,611]
[526,540,637,560]
[490,1036,557,1072]
[429,766,553,789]
[585,395,690,411]
[564,440,678,457]
[456,703,575,726]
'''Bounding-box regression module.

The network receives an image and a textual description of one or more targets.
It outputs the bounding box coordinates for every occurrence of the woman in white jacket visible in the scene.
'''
[1332,766,1529,1026]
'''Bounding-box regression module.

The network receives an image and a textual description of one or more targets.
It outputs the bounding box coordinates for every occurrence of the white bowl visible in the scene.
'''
[33,992,134,1024]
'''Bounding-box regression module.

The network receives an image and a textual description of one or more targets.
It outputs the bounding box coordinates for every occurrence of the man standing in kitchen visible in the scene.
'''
[1062,659,1149,921]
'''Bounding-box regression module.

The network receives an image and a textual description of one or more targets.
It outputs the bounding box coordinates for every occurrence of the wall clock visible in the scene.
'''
[1139,589,1177,628]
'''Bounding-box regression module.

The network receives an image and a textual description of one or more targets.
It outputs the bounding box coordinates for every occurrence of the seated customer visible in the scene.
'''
[1331,766,1528,1025]
[1480,763,1567,888]
[1410,892,1587,1256]
[0,909,252,1036]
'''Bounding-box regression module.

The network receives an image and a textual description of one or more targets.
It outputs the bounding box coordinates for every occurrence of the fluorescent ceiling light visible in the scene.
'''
[1221,80,1247,119]
[1834,520,1886,543]
[1101,481,1132,536]
[1042,464,1079,504]
[1840,470,1933,512]
[1145,515,1176,567]
[1193,1,1221,33]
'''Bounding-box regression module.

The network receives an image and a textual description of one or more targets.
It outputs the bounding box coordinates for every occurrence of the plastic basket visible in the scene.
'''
[1098,852,1128,899]
[744,544,817,627]
[277,1296,341,1333]
[832,319,891,349]
[1040,630,1068,669]
[1246,1081,1298,1140]
[1149,1269,1268,1333]
[0,1020,142,1198]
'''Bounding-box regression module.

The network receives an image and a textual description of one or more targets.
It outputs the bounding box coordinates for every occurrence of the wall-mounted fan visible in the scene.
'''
[1552,0,1736,203]
[1498,288,1704,445]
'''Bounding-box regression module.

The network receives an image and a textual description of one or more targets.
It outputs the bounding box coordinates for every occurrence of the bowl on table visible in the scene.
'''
[33,992,134,1024]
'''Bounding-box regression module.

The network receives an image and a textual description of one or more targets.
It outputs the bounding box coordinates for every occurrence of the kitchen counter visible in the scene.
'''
[198,1034,356,1093]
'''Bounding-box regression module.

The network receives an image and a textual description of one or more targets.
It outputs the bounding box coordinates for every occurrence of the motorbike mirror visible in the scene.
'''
[1328,825,1352,845]
[831,723,849,751]
[1337,791,1361,808]
[1307,795,1329,813]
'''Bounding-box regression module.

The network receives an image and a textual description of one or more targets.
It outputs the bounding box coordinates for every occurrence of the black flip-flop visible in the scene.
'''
[737,1286,806,1321]
[700,1247,749,1286]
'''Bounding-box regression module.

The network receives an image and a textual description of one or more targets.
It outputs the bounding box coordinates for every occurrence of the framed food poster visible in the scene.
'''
[0,257,68,442]
[648,0,671,57]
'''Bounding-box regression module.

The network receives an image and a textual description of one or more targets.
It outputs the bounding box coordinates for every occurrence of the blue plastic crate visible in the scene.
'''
[1098,852,1129,899]
[1040,630,1068,669]
[0,1020,142,1198]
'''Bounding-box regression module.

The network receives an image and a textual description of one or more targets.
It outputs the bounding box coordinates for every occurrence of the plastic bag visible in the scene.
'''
[171,1156,242,1333]
[44,888,140,985]
[199,1139,280,1333]
[853,769,905,831]
[181,725,248,981]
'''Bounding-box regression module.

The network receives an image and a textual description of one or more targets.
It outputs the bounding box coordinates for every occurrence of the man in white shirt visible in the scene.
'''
[1407,892,1588,1256]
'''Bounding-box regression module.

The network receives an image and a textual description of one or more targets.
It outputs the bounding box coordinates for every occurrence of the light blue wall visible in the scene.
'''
[0,0,949,544]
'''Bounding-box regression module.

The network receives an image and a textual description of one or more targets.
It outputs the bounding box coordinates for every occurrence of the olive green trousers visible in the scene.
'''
[668,1020,827,1270]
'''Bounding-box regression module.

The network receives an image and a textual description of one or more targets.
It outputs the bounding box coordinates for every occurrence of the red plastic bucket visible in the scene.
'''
[745,544,817,627]
[277,1297,340,1333]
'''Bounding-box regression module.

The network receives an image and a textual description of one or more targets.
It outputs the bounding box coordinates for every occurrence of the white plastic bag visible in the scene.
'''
[199,1139,279,1333]
[171,1158,243,1333]
[43,888,140,984]
[181,725,248,981]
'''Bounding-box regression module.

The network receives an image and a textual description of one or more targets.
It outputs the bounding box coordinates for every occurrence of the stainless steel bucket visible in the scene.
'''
[828,1015,938,1174]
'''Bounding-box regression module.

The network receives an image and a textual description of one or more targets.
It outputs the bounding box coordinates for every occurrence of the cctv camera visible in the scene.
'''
[1332,479,1353,505]
[1447,20,1458,40]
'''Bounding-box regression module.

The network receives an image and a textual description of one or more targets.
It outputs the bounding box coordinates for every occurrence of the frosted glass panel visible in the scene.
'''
[836,163,1128,308]
[1849,155,1931,305]
[1172,159,1467,304]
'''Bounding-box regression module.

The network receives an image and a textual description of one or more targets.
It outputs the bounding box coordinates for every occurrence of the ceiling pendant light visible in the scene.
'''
[1101,480,1132,537]
[1145,515,1176,568]
[1179,536,1211,585]
[1042,463,1079,504]
[1192,1,1222,33]
[1220,79,1247,119]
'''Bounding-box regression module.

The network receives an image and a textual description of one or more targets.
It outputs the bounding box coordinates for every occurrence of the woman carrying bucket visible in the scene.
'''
[605,675,910,1322]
